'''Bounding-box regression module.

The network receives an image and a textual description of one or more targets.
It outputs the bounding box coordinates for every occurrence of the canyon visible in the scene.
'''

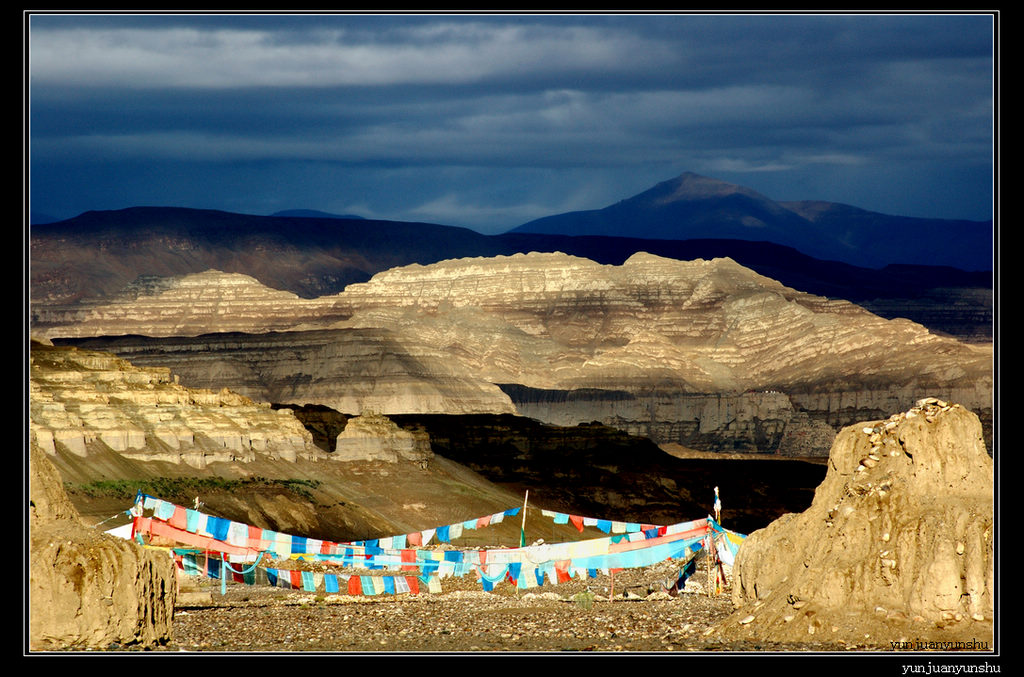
[26,191,995,651]
[30,340,823,540]
[37,251,992,458]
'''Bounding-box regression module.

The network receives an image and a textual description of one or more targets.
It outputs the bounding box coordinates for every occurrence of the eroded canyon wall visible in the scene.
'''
[29,339,325,467]
[40,253,992,457]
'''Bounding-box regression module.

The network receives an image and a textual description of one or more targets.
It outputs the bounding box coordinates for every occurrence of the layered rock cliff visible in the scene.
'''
[29,340,324,467]
[31,269,351,339]
[42,252,992,456]
[26,341,572,547]
[54,328,518,417]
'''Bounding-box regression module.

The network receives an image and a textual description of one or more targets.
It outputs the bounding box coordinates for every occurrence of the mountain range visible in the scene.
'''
[512,172,993,272]
[30,184,993,343]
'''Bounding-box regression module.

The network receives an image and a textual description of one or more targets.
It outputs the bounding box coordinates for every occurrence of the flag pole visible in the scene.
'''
[520,490,529,547]
[514,490,529,599]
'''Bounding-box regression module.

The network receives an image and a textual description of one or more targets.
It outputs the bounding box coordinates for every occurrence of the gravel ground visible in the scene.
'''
[141,559,856,654]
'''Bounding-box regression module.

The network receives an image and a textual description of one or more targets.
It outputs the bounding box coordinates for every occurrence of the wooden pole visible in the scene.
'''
[706,535,712,598]
[514,490,529,598]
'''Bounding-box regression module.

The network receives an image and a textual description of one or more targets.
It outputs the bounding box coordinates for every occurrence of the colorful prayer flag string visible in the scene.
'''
[139,494,747,596]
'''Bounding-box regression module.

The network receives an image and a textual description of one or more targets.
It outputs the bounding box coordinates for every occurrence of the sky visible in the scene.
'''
[26,11,997,234]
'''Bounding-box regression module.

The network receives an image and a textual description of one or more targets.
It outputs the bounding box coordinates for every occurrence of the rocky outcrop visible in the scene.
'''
[719,400,994,646]
[28,438,177,650]
[29,340,324,466]
[333,412,433,463]
[44,253,992,455]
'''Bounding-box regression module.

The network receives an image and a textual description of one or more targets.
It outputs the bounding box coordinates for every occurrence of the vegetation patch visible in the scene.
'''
[65,476,322,502]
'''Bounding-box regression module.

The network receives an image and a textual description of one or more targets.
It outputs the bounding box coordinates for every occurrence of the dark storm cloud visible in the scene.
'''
[28,12,995,230]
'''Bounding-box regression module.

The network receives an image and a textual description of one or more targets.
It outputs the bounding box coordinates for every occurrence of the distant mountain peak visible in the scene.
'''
[632,172,762,206]
[510,171,992,271]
